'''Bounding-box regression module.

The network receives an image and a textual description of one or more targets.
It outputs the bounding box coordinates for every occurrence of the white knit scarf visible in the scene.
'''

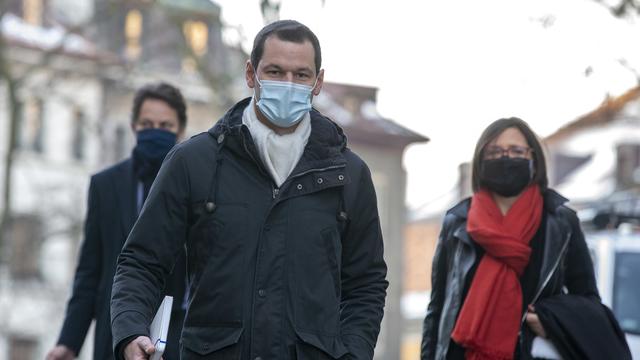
[242,99,311,187]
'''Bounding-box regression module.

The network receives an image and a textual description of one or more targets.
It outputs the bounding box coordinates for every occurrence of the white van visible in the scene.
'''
[587,228,640,357]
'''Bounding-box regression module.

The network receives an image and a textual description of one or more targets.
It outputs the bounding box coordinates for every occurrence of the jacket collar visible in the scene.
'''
[208,97,348,172]
[447,188,569,220]
[542,188,568,213]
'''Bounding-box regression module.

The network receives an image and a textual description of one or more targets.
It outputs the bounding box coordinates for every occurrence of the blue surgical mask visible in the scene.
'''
[254,76,316,128]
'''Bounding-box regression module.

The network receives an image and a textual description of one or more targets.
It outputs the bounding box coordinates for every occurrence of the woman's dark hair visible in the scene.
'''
[471,117,548,192]
[250,20,322,75]
[131,82,187,129]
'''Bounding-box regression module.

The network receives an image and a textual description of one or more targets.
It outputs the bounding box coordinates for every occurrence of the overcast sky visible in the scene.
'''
[214,0,640,210]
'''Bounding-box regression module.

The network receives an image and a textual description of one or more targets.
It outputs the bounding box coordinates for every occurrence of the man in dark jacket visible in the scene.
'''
[46,83,188,360]
[111,20,388,360]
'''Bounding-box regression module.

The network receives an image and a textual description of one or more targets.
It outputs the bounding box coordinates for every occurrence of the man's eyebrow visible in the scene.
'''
[262,64,313,73]
[263,64,283,70]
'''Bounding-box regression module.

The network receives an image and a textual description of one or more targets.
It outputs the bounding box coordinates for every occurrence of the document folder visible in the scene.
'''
[149,295,173,360]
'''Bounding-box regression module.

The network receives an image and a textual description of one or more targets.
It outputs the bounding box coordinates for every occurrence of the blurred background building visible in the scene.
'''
[0,1,427,359]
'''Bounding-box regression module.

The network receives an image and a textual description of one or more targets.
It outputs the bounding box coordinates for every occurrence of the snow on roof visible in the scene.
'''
[408,185,459,222]
[553,122,640,204]
[546,85,640,144]
[314,92,354,126]
[1,13,99,57]
[316,82,429,146]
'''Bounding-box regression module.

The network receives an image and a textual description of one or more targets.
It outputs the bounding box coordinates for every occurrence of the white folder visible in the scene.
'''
[531,336,563,360]
[149,296,173,360]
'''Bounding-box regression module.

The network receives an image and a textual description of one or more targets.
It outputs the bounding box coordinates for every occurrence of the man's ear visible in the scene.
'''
[312,69,324,96]
[246,60,256,89]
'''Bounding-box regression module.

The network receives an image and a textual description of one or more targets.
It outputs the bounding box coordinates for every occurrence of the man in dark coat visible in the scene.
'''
[46,83,188,360]
[111,20,388,360]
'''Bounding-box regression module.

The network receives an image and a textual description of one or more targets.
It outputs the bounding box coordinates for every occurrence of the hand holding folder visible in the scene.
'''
[149,296,173,360]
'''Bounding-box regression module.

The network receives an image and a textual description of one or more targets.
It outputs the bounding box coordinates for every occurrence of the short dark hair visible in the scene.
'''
[471,117,548,192]
[250,20,322,75]
[131,82,187,129]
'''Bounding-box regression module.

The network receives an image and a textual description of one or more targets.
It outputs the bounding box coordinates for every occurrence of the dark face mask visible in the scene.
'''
[132,129,177,181]
[480,157,533,197]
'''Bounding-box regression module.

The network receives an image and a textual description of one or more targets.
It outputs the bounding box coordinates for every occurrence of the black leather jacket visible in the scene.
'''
[421,189,599,360]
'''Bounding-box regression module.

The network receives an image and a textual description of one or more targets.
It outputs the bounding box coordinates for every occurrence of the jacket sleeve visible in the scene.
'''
[56,176,102,355]
[339,162,388,360]
[421,218,450,360]
[110,147,190,356]
[563,208,599,298]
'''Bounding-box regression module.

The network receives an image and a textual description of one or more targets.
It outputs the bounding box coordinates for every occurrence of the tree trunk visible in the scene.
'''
[0,6,19,264]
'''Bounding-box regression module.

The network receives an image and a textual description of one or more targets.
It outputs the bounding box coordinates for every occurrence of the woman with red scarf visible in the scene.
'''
[421,118,601,360]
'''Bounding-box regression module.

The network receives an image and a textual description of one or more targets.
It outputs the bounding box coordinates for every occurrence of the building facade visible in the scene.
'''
[0,1,243,359]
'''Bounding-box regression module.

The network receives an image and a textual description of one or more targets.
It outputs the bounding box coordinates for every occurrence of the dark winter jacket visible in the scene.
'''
[421,189,599,360]
[57,159,186,360]
[110,98,388,360]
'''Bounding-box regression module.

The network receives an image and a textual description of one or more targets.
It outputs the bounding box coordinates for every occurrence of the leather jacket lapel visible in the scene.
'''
[531,208,572,306]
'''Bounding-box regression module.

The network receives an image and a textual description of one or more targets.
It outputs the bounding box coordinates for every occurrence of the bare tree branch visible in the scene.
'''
[0,3,107,264]
[593,0,640,17]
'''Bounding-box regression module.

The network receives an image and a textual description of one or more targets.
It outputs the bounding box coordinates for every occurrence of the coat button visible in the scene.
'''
[258,289,266,297]
[205,201,216,213]
[296,184,303,190]
[203,344,210,351]
[317,178,324,184]
[338,174,345,181]
[217,134,225,144]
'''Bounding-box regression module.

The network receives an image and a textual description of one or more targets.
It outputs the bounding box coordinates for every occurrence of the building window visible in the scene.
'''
[8,215,43,280]
[71,108,86,161]
[616,144,640,189]
[17,98,44,153]
[9,336,37,360]
[23,0,43,26]
[125,9,143,60]
[183,20,208,56]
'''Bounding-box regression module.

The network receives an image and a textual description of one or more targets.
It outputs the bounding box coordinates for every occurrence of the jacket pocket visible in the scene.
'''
[187,202,247,322]
[293,224,341,335]
[181,325,243,360]
[322,227,342,299]
[294,329,350,360]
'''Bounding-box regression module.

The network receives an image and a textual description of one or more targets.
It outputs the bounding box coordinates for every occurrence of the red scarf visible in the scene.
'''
[451,185,543,360]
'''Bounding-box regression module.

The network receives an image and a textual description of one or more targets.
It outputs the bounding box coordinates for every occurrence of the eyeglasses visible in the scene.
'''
[483,145,532,160]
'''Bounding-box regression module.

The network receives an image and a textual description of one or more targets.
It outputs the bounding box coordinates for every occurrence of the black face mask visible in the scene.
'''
[480,157,533,197]
[132,129,177,182]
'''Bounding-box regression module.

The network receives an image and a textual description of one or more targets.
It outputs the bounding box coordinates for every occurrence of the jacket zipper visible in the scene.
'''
[518,232,571,351]
[524,232,572,320]
[242,133,345,356]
